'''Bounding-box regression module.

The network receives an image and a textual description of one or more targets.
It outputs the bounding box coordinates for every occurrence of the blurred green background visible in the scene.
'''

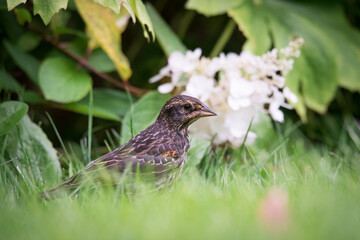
[0,0,360,239]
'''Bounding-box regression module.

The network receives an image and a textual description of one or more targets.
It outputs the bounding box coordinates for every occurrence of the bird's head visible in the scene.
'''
[156,95,217,130]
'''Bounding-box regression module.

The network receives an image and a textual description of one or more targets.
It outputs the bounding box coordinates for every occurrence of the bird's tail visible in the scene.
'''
[42,171,81,199]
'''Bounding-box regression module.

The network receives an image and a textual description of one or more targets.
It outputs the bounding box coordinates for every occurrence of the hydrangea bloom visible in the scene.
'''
[150,38,304,147]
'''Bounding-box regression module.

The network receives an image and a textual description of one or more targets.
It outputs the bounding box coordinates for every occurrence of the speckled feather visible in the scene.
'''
[48,95,216,192]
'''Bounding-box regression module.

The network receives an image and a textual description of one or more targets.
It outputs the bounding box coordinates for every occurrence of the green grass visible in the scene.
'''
[0,118,359,240]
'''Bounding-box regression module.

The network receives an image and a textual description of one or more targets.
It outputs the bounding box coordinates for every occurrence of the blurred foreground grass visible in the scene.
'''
[0,117,359,240]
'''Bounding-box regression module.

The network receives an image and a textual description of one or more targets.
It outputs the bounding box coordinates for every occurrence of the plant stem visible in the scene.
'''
[49,39,147,97]
[177,11,196,40]
[209,20,236,58]
[87,86,93,163]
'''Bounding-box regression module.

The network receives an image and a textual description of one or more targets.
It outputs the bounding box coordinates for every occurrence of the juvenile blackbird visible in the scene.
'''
[47,95,216,194]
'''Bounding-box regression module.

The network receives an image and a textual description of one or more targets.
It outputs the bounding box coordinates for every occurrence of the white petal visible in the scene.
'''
[171,71,182,85]
[229,78,255,98]
[149,66,170,83]
[149,74,163,83]
[283,87,298,103]
[186,48,202,59]
[227,96,240,110]
[185,75,214,101]
[237,98,251,107]
[244,132,257,145]
[281,103,293,110]
[168,51,186,72]
[182,62,196,73]
[158,83,174,93]
[269,104,284,122]
[227,96,251,110]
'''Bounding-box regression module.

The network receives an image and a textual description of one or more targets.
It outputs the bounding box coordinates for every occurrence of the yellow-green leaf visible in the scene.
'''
[94,0,121,13]
[75,0,131,80]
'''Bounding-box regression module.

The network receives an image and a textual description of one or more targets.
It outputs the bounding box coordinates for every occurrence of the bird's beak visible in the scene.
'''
[198,105,217,117]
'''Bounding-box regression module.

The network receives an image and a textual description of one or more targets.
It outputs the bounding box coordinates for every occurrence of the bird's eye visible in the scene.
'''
[184,103,191,110]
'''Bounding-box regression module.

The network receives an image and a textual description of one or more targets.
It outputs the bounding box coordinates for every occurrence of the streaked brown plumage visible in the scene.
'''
[47,95,216,195]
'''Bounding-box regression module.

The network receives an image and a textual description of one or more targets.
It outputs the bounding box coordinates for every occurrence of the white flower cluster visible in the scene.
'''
[150,38,304,147]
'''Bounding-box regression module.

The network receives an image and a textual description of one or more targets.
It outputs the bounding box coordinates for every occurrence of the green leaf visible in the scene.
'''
[0,69,24,93]
[63,88,133,121]
[75,0,132,80]
[121,1,136,22]
[187,0,360,119]
[0,115,61,185]
[87,48,116,73]
[22,91,44,104]
[261,1,340,115]
[146,3,187,57]
[14,8,32,25]
[39,57,92,103]
[0,101,28,136]
[49,10,71,33]
[128,0,155,41]
[94,0,121,13]
[33,0,68,25]
[186,0,243,16]
[228,3,271,55]
[121,91,170,144]
[16,32,42,52]
[6,0,26,10]
[3,40,40,85]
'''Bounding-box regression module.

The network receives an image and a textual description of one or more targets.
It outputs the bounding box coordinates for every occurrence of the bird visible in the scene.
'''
[46,95,216,196]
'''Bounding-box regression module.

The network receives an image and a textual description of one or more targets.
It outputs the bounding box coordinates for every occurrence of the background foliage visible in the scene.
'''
[0,0,359,169]
[0,0,360,239]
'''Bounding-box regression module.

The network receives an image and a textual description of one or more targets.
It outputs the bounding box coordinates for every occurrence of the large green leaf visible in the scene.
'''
[6,0,26,10]
[39,57,92,103]
[3,40,40,85]
[33,0,69,25]
[186,0,243,16]
[0,101,28,136]
[0,115,61,185]
[63,88,133,121]
[121,91,170,144]
[146,3,187,57]
[227,2,271,55]
[87,48,116,73]
[186,0,360,120]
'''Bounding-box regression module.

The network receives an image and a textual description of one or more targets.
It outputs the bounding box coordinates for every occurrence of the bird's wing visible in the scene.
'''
[61,144,181,188]
[96,147,181,175]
